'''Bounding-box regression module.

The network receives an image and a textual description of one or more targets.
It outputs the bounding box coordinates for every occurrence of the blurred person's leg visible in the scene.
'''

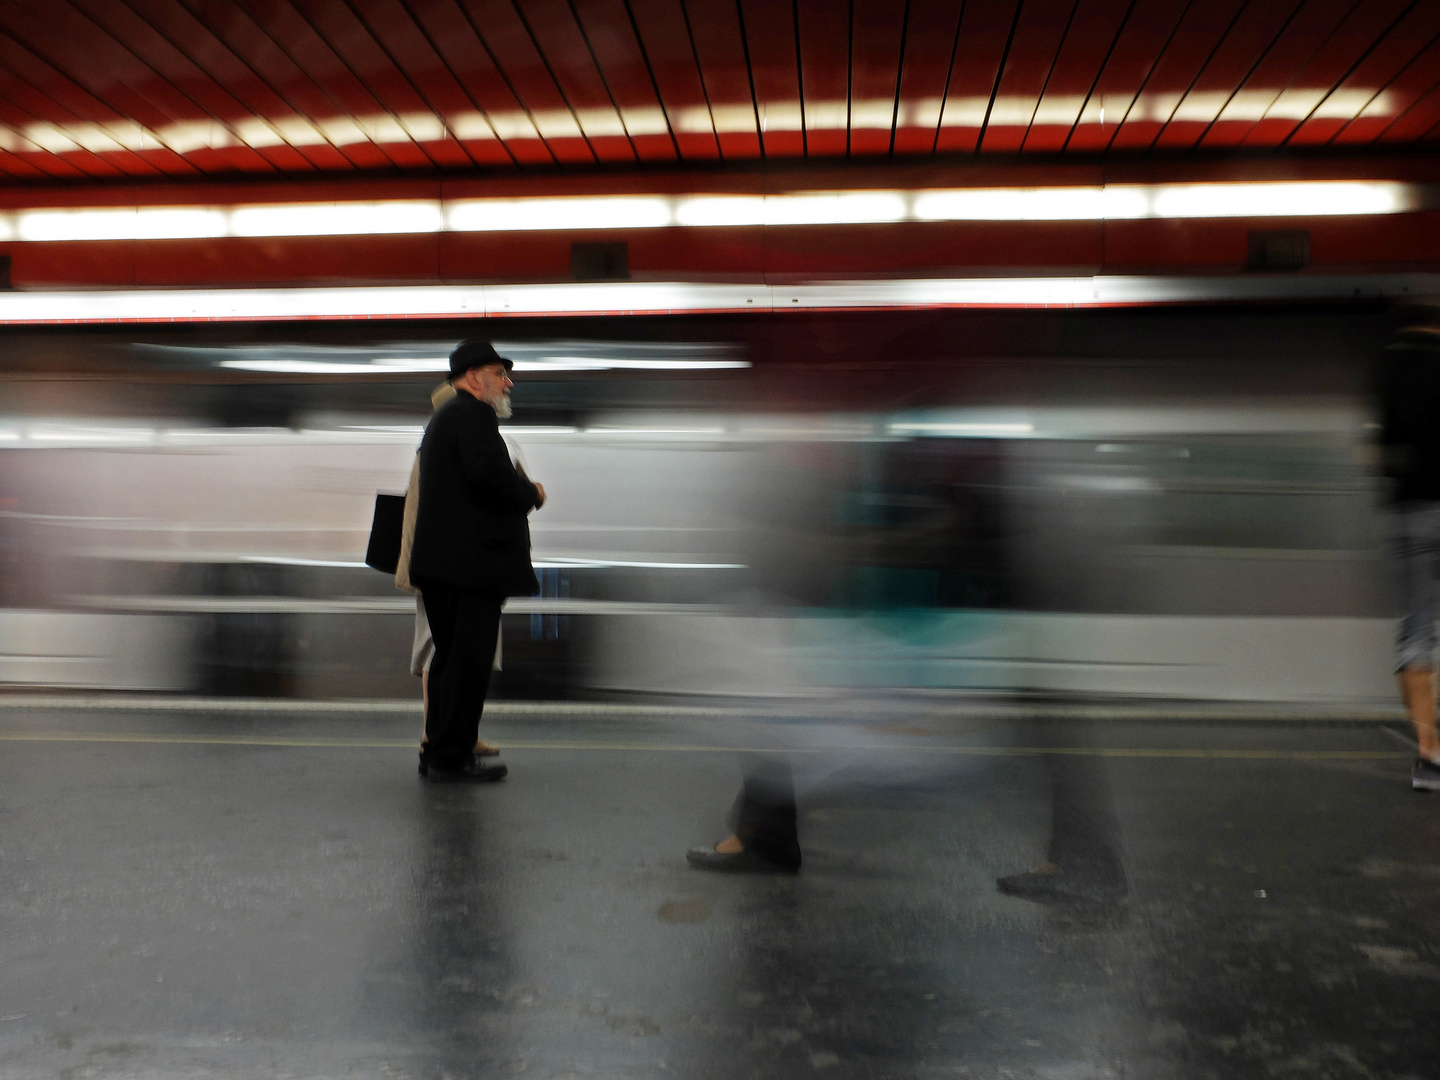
[417,582,506,782]
[689,756,800,872]
[1394,505,1440,789]
[999,724,1127,905]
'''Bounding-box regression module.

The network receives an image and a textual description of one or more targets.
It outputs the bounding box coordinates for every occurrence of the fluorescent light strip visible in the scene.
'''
[216,355,750,375]
[0,181,1418,244]
[1,273,1437,324]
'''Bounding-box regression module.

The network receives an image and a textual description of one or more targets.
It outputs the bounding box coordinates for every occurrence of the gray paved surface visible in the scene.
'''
[0,702,1436,1079]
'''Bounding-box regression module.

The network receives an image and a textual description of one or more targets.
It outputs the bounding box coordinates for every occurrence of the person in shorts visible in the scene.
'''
[1380,302,1440,790]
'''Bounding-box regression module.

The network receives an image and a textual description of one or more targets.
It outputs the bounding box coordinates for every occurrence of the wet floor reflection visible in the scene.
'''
[361,785,515,1079]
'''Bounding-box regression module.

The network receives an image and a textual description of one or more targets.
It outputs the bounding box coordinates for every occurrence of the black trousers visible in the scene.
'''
[416,581,503,768]
[727,757,801,869]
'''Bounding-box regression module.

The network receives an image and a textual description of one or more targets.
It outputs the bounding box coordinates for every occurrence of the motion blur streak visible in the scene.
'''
[0,309,1404,704]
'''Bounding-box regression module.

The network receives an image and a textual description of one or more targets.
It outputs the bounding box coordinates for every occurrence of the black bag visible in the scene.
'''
[364,493,405,574]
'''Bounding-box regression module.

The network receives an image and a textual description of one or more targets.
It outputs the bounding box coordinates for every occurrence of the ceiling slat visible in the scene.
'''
[1333,33,1440,146]
[1153,0,1309,150]
[69,0,305,174]
[738,0,804,157]
[1107,0,1248,152]
[891,0,966,156]
[323,0,511,167]
[622,0,719,162]
[980,0,1081,153]
[682,0,761,160]
[848,0,908,156]
[1022,0,1135,154]
[461,0,596,164]
[264,0,447,170]
[124,0,353,171]
[1240,0,1413,147]
[1287,2,1440,146]
[1197,0,1360,150]
[515,0,638,163]
[0,28,184,178]
[403,0,551,166]
[795,0,848,157]
[1063,0,1188,153]
[186,0,394,171]
[570,0,679,162]
[935,0,1022,153]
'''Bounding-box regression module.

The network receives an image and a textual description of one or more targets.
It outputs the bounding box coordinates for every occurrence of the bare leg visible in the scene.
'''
[1400,665,1440,761]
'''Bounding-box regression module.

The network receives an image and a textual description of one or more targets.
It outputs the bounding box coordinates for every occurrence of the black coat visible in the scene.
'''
[408,389,541,597]
[1380,327,1440,504]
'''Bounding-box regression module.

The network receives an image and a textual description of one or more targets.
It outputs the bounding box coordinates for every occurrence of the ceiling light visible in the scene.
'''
[229,201,443,237]
[447,196,672,232]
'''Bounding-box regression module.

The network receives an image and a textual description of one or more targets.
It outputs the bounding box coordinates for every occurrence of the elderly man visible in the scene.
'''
[408,339,546,782]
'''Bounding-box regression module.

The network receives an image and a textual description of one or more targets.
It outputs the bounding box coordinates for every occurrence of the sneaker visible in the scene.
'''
[1412,758,1440,792]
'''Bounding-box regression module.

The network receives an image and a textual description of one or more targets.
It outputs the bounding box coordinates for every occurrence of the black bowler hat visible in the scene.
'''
[448,339,513,380]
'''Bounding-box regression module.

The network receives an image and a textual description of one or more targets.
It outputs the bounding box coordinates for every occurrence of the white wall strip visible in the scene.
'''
[0,273,1434,324]
[0,181,1423,243]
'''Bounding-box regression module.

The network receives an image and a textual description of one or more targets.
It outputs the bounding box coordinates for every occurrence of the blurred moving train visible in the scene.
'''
[0,304,1407,705]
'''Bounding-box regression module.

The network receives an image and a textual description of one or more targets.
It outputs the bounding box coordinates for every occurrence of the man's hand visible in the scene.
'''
[533,481,546,509]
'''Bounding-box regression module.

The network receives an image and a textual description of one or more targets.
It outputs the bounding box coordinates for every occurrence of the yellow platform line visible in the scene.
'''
[0,731,1406,760]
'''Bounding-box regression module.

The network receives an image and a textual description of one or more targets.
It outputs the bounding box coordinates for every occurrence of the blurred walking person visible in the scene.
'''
[408,340,546,783]
[1380,303,1440,790]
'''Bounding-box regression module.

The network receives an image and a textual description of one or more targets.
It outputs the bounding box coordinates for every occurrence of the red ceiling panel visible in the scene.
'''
[1334,36,1440,146]
[569,0,679,162]
[1198,0,1358,150]
[0,0,1433,186]
[1374,69,1440,145]
[312,0,511,167]
[249,0,443,170]
[1107,0,1248,152]
[185,0,394,171]
[934,0,1022,153]
[1240,0,1412,147]
[980,0,1080,153]
[682,0,761,160]
[1288,3,1440,146]
[461,0,595,164]
[514,0,636,163]
[1152,0,1307,150]
[622,0,719,161]
[69,0,315,174]
[0,61,133,181]
[0,30,183,178]
[848,0,906,156]
[1063,0,1189,153]
[0,150,56,182]
[0,9,211,177]
[1022,0,1135,154]
[795,0,848,158]
[738,0,804,157]
[403,0,550,166]
[36,0,287,175]
[891,0,966,156]
[123,0,356,172]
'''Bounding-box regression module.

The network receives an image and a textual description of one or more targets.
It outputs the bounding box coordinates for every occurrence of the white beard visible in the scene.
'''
[492,394,512,419]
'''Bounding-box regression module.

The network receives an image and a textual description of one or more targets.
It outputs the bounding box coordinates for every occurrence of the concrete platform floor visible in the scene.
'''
[0,701,1437,1080]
